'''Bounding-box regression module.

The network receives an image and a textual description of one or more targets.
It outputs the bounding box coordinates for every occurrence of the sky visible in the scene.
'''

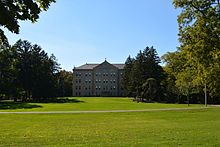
[4,0,181,71]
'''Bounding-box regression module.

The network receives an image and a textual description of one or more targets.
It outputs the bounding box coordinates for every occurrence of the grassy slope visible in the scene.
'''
[0,97,203,112]
[0,108,219,146]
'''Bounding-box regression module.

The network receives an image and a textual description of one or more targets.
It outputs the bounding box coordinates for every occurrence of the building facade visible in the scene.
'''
[72,60,125,96]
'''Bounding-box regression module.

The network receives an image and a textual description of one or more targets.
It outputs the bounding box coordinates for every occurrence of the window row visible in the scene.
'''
[75,86,91,90]
[75,86,117,91]
[95,79,116,83]
[75,73,92,77]
[95,86,116,90]
[95,73,116,76]
[76,79,92,83]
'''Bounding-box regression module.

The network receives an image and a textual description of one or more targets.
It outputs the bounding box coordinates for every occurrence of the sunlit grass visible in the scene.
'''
[0,97,203,112]
[0,107,219,146]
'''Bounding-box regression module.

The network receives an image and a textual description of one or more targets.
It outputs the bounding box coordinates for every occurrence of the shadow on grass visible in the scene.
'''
[37,97,85,103]
[0,102,42,110]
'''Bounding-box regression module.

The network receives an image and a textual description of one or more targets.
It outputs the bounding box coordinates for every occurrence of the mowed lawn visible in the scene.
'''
[0,97,203,112]
[0,107,220,146]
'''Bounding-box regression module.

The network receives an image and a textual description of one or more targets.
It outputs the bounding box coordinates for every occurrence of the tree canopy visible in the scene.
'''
[0,39,70,102]
[161,0,220,104]
[123,46,166,102]
[0,0,55,44]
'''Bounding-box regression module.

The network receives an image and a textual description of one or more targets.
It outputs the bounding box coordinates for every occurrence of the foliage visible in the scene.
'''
[123,46,166,102]
[0,0,55,44]
[162,0,220,104]
[141,78,158,102]
[173,0,220,103]
[55,70,73,97]
[0,39,61,102]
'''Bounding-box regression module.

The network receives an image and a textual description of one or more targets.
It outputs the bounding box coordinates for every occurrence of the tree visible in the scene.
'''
[0,0,55,44]
[123,55,134,96]
[13,39,60,102]
[0,41,17,100]
[141,78,158,102]
[56,70,73,97]
[173,0,220,104]
[175,67,196,106]
[123,46,166,102]
[161,50,187,103]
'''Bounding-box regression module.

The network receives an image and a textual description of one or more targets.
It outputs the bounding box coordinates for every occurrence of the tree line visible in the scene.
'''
[0,39,72,102]
[1,0,219,104]
[123,1,220,104]
[123,46,167,102]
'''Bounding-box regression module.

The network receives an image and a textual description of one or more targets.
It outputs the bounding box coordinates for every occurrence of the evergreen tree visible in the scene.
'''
[123,55,134,96]
[13,40,60,102]
[123,46,166,102]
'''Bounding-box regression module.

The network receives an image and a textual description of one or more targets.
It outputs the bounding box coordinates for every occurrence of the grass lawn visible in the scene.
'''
[0,107,219,146]
[0,97,203,112]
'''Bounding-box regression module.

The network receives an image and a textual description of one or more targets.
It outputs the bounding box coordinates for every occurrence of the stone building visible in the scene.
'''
[72,60,125,96]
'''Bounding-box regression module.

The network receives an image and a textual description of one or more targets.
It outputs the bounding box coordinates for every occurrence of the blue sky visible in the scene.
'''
[4,0,180,71]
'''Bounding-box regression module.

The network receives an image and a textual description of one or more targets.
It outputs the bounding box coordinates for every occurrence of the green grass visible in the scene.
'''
[0,97,203,112]
[0,107,219,146]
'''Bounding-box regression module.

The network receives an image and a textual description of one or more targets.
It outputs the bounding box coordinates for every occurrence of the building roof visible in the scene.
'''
[74,61,125,70]
[113,64,125,69]
[75,64,98,70]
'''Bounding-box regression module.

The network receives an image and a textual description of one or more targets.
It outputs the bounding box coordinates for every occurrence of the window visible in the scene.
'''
[76,79,78,83]
[79,86,81,90]
[85,87,87,90]
[75,92,78,95]
[89,73,91,76]
[75,86,78,90]
[85,73,87,76]
[79,79,81,83]
[113,80,116,83]
[89,80,91,83]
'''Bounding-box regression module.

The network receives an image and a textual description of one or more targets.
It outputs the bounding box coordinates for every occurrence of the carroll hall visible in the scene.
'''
[72,60,125,96]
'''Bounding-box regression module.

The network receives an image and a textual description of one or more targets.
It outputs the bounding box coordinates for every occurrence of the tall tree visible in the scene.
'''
[13,39,60,101]
[124,46,166,102]
[56,70,73,97]
[0,41,17,100]
[173,0,220,103]
[0,0,55,44]
[123,55,134,96]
